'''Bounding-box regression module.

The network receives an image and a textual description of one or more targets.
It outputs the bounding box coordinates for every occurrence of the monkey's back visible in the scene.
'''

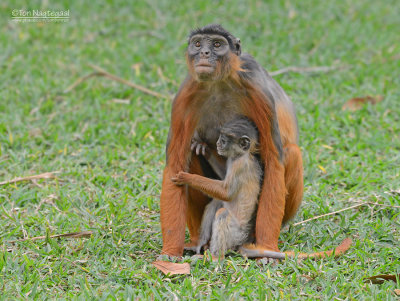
[224,153,262,226]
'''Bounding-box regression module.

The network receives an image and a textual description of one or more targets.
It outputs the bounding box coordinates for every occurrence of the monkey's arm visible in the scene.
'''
[206,150,226,179]
[159,77,198,257]
[171,171,230,202]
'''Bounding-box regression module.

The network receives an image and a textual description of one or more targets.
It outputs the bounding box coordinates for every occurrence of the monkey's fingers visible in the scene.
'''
[195,246,202,254]
[256,257,280,266]
[171,177,184,186]
[201,144,207,156]
[196,143,203,155]
[156,254,182,262]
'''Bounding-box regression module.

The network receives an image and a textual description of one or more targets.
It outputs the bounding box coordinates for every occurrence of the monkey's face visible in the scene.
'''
[217,133,250,158]
[187,34,231,81]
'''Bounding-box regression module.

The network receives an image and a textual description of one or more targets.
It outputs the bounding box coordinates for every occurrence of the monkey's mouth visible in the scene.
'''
[195,62,214,74]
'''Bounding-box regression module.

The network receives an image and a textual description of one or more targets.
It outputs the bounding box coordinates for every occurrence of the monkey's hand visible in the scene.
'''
[191,137,209,158]
[171,171,190,186]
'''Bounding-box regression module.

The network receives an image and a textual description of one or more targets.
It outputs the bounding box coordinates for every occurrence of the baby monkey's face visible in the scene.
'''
[216,133,251,158]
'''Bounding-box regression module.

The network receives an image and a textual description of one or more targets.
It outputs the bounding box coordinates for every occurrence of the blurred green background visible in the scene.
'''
[0,0,399,299]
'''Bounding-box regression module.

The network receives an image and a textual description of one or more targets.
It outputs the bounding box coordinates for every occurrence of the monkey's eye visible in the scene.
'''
[214,41,221,48]
[195,41,201,47]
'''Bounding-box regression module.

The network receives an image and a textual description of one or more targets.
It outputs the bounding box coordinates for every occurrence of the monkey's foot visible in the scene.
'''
[190,254,204,261]
[156,254,182,262]
[256,257,279,266]
[191,253,221,262]
[184,242,199,253]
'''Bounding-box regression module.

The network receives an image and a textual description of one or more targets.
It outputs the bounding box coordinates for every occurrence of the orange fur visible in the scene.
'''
[167,80,198,171]
[239,84,286,252]
[186,155,211,245]
[186,53,197,81]
[160,167,187,256]
[160,79,199,256]
[175,172,229,202]
[215,207,227,217]
[283,143,303,222]
[161,42,303,257]
[276,104,298,145]
[241,237,352,259]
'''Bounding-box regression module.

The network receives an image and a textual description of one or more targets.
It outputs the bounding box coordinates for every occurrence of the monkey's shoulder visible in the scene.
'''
[225,154,261,201]
[228,154,262,180]
[239,53,263,73]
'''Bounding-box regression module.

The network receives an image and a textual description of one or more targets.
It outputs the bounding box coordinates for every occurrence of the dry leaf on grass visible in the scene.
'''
[365,274,399,284]
[394,289,400,296]
[0,171,60,185]
[111,98,130,104]
[342,95,383,111]
[152,261,190,275]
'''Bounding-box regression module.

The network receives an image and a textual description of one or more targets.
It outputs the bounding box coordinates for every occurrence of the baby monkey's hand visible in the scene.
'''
[171,171,190,186]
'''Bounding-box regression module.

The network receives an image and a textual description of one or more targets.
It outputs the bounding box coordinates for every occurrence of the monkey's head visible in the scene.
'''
[187,24,241,82]
[216,116,259,158]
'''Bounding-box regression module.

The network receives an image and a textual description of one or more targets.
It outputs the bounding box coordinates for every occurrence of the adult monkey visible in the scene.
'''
[160,24,303,257]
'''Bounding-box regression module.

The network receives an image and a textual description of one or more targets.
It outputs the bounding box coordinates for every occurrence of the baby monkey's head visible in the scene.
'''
[217,116,259,158]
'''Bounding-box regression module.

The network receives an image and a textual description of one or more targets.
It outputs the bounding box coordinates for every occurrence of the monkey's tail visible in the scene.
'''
[239,237,352,260]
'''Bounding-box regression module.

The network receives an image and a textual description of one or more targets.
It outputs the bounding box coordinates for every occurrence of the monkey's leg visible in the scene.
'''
[196,199,222,253]
[282,143,303,223]
[209,208,229,257]
[186,155,211,249]
[209,208,246,257]
[160,166,187,257]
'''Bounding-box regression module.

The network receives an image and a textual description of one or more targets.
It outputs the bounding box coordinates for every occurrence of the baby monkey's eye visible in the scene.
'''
[195,41,201,47]
[214,41,221,48]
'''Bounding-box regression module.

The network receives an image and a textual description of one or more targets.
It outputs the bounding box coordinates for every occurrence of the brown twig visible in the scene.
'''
[63,72,103,93]
[8,230,93,243]
[270,65,341,76]
[293,201,400,226]
[64,64,170,99]
[0,171,60,186]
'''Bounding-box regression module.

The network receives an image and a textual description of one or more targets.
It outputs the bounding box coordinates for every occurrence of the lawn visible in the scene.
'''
[0,0,399,299]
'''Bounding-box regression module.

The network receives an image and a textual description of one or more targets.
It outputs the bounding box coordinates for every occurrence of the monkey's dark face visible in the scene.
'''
[187,34,231,81]
[216,133,251,158]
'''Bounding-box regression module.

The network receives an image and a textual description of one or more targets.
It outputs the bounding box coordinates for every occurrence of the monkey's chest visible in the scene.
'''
[196,96,241,146]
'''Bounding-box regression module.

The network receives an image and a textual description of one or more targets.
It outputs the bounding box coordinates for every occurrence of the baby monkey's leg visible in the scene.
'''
[209,208,247,257]
[196,199,223,254]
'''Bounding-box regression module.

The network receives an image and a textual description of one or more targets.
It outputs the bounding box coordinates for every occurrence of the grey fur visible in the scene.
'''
[195,118,262,256]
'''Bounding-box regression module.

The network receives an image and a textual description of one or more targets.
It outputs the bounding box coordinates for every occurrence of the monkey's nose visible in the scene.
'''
[201,50,210,57]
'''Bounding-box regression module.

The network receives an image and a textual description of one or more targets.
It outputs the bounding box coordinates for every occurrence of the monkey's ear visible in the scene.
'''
[234,38,241,56]
[239,135,250,151]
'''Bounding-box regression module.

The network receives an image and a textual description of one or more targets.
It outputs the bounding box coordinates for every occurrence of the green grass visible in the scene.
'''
[1,0,399,299]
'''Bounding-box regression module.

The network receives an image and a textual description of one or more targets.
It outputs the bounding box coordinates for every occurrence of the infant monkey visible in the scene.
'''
[172,116,261,257]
